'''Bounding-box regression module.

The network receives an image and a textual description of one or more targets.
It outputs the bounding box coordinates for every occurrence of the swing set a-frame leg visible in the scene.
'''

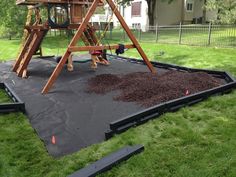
[106,0,155,73]
[42,0,155,94]
[42,0,99,94]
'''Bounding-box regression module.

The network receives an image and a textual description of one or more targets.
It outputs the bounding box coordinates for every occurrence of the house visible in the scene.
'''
[107,0,217,31]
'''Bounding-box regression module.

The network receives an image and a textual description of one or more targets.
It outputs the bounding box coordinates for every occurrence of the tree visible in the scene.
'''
[0,0,28,38]
[202,0,207,23]
[206,0,236,24]
[146,0,157,26]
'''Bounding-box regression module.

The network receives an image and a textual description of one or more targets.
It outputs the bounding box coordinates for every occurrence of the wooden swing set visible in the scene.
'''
[14,0,156,94]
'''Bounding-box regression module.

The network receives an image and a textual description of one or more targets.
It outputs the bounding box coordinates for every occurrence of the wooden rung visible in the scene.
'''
[81,33,90,46]
[83,30,95,46]
[25,25,48,30]
[17,30,46,77]
[13,31,36,72]
[87,25,99,45]
[16,33,39,76]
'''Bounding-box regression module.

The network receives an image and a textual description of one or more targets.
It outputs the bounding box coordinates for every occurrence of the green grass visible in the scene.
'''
[0,39,21,61]
[0,37,236,177]
[0,89,12,103]
[0,36,67,61]
[122,43,236,75]
[0,35,87,61]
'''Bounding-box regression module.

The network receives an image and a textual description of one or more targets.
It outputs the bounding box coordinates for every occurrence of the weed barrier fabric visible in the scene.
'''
[0,55,235,157]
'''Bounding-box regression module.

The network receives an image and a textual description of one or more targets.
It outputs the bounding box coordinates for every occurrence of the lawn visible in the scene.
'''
[0,89,12,103]
[0,37,236,177]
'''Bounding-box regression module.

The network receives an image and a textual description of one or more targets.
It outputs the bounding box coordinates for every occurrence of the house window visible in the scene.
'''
[186,1,193,12]
[131,2,142,16]
[132,23,141,29]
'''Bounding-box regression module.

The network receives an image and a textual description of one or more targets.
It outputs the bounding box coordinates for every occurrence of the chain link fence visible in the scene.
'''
[103,23,236,48]
[1,23,235,48]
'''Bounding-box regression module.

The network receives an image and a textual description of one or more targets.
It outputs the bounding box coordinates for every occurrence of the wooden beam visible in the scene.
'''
[41,0,100,94]
[106,0,156,73]
[16,0,104,6]
[41,0,155,94]
[25,25,48,30]
[25,23,82,30]
[68,44,135,52]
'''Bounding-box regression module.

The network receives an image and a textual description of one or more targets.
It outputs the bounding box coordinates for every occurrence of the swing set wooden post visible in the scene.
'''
[42,0,100,93]
[42,0,156,94]
[14,0,156,94]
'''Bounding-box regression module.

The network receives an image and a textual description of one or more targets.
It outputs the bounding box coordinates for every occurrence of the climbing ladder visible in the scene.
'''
[13,29,48,77]
[81,25,99,46]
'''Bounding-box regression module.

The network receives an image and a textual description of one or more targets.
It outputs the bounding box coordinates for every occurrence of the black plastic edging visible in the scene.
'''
[108,54,235,82]
[105,54,236,139]
[224,72,236,82]
[105,81,236,139]
[0,83,5,89]
[0,82,25,113]
[68,145,144,177]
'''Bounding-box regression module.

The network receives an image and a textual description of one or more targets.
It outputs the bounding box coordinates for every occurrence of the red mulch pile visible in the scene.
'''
[86,71,221,107]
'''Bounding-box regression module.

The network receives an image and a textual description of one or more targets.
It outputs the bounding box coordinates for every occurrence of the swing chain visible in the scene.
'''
[96,0,119,45]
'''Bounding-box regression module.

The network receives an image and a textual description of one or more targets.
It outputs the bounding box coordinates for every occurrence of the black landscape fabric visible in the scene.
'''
[0,55,229,157]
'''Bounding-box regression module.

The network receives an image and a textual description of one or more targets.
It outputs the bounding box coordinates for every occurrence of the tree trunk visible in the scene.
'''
[146,0,157,26]
[181,0,185,23]
[202,0,207,24]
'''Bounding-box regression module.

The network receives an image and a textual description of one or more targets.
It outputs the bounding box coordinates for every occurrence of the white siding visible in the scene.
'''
[110,0,149,31]
[106,0,217,28]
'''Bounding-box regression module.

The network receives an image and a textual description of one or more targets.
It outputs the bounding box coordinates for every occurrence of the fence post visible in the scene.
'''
[138,27,141,41]
[178,22,182,44]
[155,24,158,43]
[207,22,212,46]
[123,28,126,42]
[98,24,101,38]
[109,24,112,40]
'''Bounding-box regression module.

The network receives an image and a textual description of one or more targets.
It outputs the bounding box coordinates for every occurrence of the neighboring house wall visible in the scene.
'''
[108,0,217,29]
[109,0,149,31]
[155,0,183,25]
[155,0,216,25]
[122,0,149,30]
[184,0,194,22]
[193,0,204,18]
[91,14,107,23]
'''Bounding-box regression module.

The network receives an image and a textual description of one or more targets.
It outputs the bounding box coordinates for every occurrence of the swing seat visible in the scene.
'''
[90,50,102,55]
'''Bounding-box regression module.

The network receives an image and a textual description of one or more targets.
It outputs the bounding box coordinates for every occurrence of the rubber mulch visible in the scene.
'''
[87,71,221,107]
